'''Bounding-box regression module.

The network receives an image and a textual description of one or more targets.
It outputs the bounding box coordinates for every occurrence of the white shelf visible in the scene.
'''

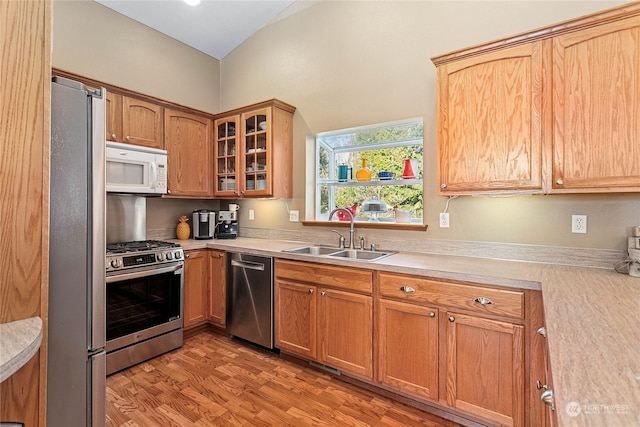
[324,179,422,187]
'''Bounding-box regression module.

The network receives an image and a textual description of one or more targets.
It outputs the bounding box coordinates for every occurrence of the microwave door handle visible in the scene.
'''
[150,162,157,190]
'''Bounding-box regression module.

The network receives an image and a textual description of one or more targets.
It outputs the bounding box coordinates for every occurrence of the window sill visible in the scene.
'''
[301,220,427,231]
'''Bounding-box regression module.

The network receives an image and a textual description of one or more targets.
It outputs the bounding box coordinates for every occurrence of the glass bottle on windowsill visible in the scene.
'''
[355,158,372,182]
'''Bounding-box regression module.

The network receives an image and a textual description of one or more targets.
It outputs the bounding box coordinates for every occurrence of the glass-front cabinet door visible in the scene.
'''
[214,117,239,196]
[213,99,295,198]
[241,108,271,196]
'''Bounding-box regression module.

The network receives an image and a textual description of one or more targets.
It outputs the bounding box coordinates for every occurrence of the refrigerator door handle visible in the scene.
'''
[91,351,106,427]
[91,89,107,351]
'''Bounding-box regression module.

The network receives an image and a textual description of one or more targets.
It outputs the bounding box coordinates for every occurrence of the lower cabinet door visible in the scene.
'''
[184,250,207,329]
[207,250,226,327]
[377,299,438,401]
[274,280,317,359]
[318,288,373,380]
[446,312,524,427]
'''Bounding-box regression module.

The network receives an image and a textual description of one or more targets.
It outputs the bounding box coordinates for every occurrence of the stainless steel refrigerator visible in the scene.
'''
[48,76,106,426]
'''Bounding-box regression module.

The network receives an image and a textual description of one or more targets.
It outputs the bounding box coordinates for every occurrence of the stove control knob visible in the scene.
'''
[110,259,121,268]
[157,253,165,261]
[166,252,174,260]
[174,251,182,259]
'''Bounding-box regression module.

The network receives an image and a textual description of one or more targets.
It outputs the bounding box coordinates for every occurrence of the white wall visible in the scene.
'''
[220,0,639,251]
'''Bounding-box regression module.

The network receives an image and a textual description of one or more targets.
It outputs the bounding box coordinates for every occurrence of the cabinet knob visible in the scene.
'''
[167,189,171,194]
[399,286,416,293]
[125,135,131,142]
[309,289,314,294]
[536,380,549,390]
[556,179,564,186]
[448,315,455,322]
[441,183,447,189]
[472,296,494,305]
[537,326,547,337]
[321,291,326,296]
[185,254,190,258]
[429,312,435,318]
[540,389,555,411]
[111,133,117,140]
[218,253,224,258]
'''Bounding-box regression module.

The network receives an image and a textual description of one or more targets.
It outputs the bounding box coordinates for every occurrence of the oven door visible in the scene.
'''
[105,262,183,353]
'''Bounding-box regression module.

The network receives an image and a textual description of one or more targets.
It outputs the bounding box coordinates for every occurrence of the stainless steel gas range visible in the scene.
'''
[105,240,184,375]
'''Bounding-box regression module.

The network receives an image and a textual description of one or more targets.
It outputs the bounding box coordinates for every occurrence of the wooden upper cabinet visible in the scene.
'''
[433,3,640,194]
[164,108,213,197]
[551,16,640,192]
[106,92,123,143]
[122,97,164,149]
[213,100,295,198]
[435,42,545,195]
[106,93,164,149]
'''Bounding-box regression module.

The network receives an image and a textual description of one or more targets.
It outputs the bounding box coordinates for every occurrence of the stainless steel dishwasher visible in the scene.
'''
[227,253,274,349]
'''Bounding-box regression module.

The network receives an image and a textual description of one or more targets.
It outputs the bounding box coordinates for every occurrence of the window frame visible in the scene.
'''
[305,118,426,229]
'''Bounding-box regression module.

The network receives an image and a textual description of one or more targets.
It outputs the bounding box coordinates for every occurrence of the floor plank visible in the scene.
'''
[106,331,464,427]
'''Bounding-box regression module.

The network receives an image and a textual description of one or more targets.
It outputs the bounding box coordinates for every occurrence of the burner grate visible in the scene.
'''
[106,240,179,255]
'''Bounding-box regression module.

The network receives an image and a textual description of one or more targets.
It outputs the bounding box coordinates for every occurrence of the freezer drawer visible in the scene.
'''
[226,253,274,349]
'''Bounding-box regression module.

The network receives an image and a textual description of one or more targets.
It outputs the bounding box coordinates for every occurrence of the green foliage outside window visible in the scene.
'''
[316,119,423,223]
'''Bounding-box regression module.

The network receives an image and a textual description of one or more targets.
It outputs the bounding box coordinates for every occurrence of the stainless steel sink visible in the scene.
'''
[328,249,395,261]
[283,245,341,256]
[282,245,395,262]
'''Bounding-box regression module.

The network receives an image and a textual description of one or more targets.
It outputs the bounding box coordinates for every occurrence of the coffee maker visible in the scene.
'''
[192,209,215,240]
[215,203,238,239]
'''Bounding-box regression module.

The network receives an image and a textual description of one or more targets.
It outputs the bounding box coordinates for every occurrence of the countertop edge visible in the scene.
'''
[0,316,43,383]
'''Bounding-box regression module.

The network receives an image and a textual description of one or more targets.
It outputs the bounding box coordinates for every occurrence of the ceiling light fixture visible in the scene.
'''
[183,0,201,6]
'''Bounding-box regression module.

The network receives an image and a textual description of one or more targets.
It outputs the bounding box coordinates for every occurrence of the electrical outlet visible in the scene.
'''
[439,212,450,228]
[248,209,254,220]
[289,210,299,222]
[571,214,587,233]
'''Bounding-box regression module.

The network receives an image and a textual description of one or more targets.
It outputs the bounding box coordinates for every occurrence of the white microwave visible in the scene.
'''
[106,141,168,194]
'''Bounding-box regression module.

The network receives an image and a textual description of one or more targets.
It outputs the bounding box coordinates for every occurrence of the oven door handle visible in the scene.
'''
[106,263,183,283]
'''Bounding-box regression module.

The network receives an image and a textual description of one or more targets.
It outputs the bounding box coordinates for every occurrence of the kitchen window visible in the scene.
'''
[308,118,424,226]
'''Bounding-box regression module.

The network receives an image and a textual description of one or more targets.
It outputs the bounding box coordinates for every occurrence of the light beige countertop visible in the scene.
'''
[174,237,640,426]
[0,316,43,383]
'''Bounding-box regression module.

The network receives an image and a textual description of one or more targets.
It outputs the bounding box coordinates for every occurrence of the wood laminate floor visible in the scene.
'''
[106,331,465,427]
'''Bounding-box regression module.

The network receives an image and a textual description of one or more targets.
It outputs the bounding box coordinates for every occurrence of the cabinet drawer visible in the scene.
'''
[378,272,523,319]
[276,259,372,293]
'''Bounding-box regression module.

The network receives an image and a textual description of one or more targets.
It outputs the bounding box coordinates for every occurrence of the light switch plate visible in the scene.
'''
[289,210,299,222]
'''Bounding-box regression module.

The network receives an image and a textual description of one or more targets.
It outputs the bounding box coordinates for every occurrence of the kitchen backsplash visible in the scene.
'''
[147,224,625,270]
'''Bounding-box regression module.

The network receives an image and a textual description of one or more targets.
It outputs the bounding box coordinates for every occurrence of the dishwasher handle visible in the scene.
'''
[231,259,265,271]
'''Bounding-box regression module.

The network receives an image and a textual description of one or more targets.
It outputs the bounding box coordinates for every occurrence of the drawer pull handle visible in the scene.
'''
[399,286,416,293]
[472,296,494,305]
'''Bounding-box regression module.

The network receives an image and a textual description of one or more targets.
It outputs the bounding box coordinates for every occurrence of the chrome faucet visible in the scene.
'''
[328,207,356,249]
